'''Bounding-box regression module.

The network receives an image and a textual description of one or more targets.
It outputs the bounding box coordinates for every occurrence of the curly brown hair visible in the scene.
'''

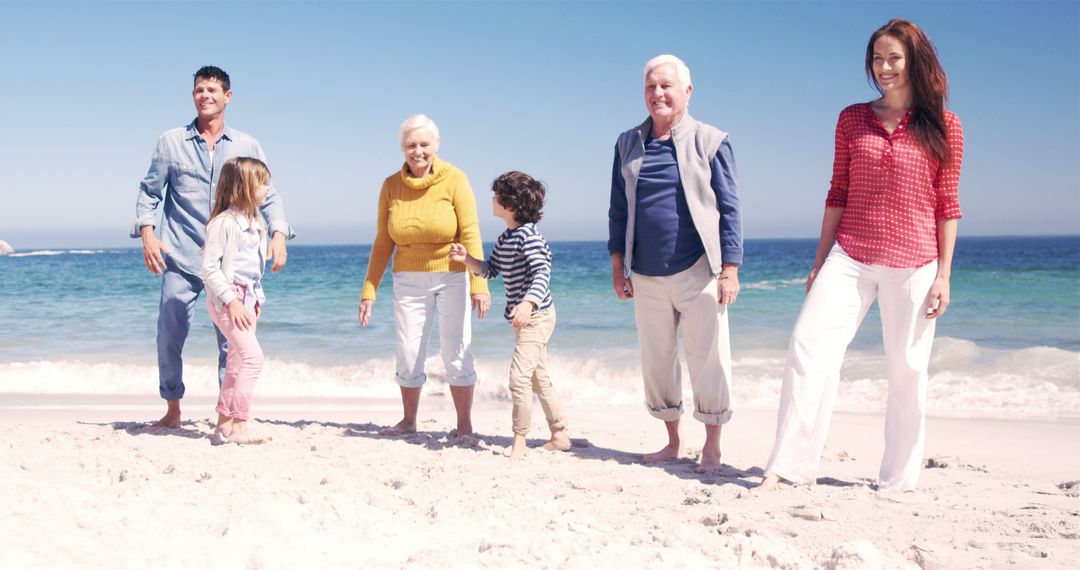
[492,171,545,224]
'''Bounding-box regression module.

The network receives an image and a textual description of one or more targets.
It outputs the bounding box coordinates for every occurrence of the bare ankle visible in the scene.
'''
[756,473,783,490]
[215,415,234,436]
[155,401,183,428]
[379,418,416,435]
[541,429,571,452]
[510,434,528,459]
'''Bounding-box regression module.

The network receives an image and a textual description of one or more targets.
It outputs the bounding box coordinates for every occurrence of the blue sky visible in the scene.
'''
[1,1,1077,248]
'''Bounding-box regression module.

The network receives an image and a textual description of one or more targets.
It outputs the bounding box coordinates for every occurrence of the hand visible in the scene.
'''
[140,226,171,274]
[269,232,288,272]
[612,271,634,300]
[358,299,374,327]
[925,276,951,319]
[717,265,740,305]
[510,301,534,330]
[805,265,823,294]
[471,293,490,320]
[448,242,467,264]
[227,300,253,331]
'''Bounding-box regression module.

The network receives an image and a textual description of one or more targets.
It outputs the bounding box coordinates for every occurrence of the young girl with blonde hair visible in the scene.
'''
[202,157,273,445]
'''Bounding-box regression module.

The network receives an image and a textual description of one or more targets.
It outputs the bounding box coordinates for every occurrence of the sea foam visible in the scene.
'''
[6,249,103,257]
[1,337,1076,421]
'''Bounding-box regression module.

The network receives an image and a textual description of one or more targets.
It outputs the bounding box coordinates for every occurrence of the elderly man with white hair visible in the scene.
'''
[608,55,743,472]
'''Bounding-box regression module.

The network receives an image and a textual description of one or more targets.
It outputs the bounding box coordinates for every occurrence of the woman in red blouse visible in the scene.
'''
[762,19,964,492]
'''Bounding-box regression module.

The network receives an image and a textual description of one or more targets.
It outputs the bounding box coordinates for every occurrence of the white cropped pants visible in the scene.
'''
[392,271,476,388]
[765,245,938,492]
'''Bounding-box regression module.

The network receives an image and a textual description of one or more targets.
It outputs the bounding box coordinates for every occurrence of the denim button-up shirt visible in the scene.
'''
[132,119,294,276]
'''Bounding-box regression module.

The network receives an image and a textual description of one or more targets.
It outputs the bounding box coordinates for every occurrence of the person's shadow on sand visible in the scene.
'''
[93,420,207,440]
[300,418,764,488]
[91,417,861,489]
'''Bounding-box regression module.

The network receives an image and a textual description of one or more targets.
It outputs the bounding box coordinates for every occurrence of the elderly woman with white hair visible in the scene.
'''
[358,114,490,438]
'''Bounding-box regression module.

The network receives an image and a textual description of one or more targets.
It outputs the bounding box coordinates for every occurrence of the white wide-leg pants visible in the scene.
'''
[765,245,938,492]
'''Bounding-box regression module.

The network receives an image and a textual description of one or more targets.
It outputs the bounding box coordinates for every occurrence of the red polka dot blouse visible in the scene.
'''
[826,103,964,268]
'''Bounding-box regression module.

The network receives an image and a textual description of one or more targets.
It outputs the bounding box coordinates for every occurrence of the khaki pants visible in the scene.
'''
[509,306,566,436]
[632,255,733,425]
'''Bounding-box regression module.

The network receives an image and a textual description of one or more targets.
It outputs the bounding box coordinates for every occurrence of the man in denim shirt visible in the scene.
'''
[133,66,294,428]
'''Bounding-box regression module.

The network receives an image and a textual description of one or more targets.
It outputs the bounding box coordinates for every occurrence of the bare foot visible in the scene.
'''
[540,429,571,452]
[209,414,234,445]
[230,431,266,445]
[696,447,722,473]
[510,434,527,459]
[229,421,267,445]
[643,442,681,463]
[379,419,417,436]
[153,400,182,428]
[449,384,473,439]
[452,433,479,447]
[756,473,782,490]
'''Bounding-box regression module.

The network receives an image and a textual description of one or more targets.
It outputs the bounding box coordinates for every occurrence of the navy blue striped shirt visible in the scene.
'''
[479,223,553,320]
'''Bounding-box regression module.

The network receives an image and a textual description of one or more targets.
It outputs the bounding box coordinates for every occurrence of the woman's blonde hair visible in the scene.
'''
[210,157,270,222]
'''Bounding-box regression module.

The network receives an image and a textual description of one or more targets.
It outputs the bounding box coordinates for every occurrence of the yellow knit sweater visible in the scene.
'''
[361,158,489,300]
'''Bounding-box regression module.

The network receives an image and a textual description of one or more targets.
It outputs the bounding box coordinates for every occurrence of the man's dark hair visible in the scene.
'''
[193,66,231,91]
[492,171,545,224]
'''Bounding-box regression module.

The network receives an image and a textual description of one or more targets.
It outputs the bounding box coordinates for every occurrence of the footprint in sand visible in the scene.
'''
[924,455,988,472]
[1056,480,1079,497]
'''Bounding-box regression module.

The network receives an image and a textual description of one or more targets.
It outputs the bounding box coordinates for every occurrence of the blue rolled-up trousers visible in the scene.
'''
[157,262,227,400]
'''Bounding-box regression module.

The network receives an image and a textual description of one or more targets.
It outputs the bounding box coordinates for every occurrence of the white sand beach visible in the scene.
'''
[1,395,1077,569]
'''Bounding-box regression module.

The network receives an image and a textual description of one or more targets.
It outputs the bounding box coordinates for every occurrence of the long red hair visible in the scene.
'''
[865,19,951,165]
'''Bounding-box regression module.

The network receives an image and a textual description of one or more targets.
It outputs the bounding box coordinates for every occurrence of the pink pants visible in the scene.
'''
[207,285,264,421]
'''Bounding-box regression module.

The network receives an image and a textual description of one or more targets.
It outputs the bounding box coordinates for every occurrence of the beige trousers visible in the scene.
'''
[509,306,566,436]
[632,255,733,425]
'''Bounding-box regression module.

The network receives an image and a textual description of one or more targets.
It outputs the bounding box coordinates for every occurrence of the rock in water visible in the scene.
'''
[0,240,13,255]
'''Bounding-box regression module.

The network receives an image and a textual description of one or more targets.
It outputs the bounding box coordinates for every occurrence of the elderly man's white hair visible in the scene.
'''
[399,114,440,146]
[643,54,692,87]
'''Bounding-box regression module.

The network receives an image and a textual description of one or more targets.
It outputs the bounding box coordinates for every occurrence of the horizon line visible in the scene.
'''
[2,233,1078,252]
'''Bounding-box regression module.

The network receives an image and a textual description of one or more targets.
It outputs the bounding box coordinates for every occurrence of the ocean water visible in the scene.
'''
[1,237,1077,421]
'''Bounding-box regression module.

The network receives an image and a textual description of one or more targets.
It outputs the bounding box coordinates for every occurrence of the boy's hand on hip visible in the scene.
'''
[510,301,534,330]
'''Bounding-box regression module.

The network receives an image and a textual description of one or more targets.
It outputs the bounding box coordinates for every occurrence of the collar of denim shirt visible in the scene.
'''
[183,119,236,144]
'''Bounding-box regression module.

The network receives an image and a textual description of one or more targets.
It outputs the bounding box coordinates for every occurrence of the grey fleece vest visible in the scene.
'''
[616,114,728,277]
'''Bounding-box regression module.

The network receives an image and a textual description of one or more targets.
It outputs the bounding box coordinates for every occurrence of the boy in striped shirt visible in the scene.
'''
[449,171,570,459]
